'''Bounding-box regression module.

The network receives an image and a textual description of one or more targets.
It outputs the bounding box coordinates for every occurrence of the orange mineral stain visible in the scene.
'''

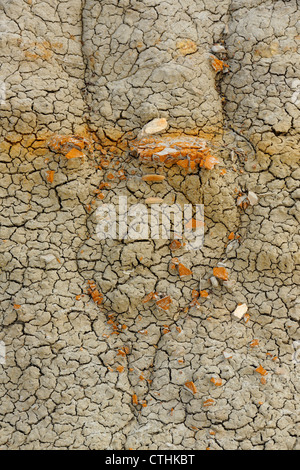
[203,398,215,407]
[46,170,55,182]
[210,376,223,387]
[250,339,259,348]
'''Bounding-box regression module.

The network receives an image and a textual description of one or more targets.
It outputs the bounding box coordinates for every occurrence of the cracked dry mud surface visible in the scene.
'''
[0,0,299,450]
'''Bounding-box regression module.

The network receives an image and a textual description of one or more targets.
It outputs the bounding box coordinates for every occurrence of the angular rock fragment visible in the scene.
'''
[255,365,268,377]
[223,351,233,360]
[210,276,219,288]
[213,266,229,281]
[232,303,248,319]
[156,295,172,311]
[178,263,193,277]
[247,191,259,206]
[211,43,226,54]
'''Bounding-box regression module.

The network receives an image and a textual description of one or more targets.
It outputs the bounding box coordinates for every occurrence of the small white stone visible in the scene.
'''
[223,351,233,359]
[40,254,56,264]
[226,239,239,254]
[141,118,168,136]
[211,43,226,53]
[232,303,248,319]
[247,191,259,206]
[210,276,219,288]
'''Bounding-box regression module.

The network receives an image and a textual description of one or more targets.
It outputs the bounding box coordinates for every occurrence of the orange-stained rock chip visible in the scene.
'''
[256,365,268,376]
[250,339,259,348]
[117,349,126,357]
[211,56,229,72]
[178,263,193,277]
[201,154,220,170]
[156,296,172,311]
[13,304,21,309]
[65,148,85,159]
[228,232,235,240]
[142,174,165,182]
[176,159,189,169]
[184,381,197,394]
[132,394,138,405]
[88,288,103,305]
[200,290,209,297]
[192,289,199,299]
[116,365,124,373]
[213,266,229,281]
